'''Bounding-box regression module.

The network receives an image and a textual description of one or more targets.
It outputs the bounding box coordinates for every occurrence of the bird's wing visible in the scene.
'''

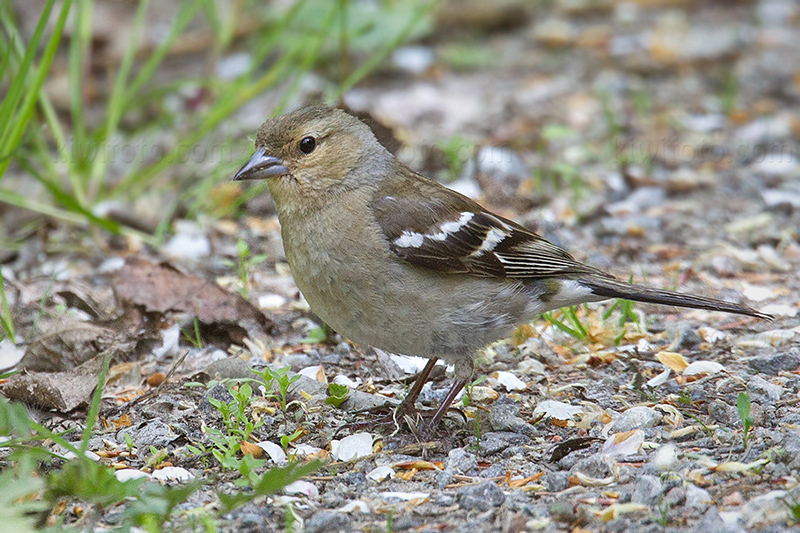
[370,168,612,280]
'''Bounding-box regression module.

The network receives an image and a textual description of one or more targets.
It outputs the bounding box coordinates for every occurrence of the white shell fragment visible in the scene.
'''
[0,339,25,370]
[284,480,318,498]
[298,365,326,383]
[602,430,645,458]
[379,491,430,501]
[338,500,370,513]
[115,469,151,482]
[533,400,583,420]
[698,327,726,343]
[151,467,195,482]
[293,444,323,457]
[366,465,395,482]
[333,374,361,388]
[488,371,527,391]
[682,361,725,376]
[257,441,287,464]
[330,433,373,461]
[646,369,671,387]
[389,354,436,374]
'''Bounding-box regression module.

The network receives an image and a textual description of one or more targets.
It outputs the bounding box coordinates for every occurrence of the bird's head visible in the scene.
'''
[234,105,391,211]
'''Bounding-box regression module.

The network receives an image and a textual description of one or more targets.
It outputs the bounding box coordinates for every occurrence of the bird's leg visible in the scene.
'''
[335,357,439,437]
[396,357,438,415]
[421,377,468,437]
[418,357,473,438]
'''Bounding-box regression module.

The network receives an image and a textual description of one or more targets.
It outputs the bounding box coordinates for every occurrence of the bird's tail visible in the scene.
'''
[577,277,773,321]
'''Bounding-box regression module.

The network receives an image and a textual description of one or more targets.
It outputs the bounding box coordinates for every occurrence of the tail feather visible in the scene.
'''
[578,277,773,321]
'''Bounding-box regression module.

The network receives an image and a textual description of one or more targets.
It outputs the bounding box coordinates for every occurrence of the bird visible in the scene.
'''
[234,105,772,436]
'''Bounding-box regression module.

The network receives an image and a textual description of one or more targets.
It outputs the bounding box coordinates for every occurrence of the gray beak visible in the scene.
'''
[234,147,289,181]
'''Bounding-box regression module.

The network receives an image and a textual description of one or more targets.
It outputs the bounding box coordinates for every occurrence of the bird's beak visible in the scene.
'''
[233,147,289,181]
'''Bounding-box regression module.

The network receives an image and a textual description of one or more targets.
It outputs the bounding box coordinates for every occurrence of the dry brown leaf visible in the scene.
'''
[396,468,418,481]
[112,413,132,429]
[147,372,167,387]
[20,317,126,372]
[240,441,263,458]
[393,461,443,471]
[2,354,106,411]
[507,472,544,489]
[113,257,275,344]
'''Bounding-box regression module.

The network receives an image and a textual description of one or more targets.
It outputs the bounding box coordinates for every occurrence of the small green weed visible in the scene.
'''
[180,317,204,349]
[737,392,754,450]
[222,239,268,298]
[326,382,350,407]
[253,365,301,415]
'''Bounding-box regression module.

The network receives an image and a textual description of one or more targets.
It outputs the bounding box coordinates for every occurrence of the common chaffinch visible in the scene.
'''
[235,105,771,434]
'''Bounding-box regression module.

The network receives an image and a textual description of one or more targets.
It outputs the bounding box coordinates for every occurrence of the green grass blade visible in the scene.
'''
[80,355,111,453]
[123,0,203,109]
[0,0,73,179]
[19,160,122,233]
[88,0,150,197]
[68,0,92,169]
[334,0,437,98]
[542,311,582,339]
[0,33,13,88]
[116,49,299,198]
[0,0,57,155]
[565,306,588,338]
[0,186,93,226]
[272,1,339,115]
[0,268,14,343]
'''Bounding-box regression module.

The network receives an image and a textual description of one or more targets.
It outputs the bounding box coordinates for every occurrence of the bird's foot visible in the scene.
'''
[334,400,424,438]
[334,401,466,449]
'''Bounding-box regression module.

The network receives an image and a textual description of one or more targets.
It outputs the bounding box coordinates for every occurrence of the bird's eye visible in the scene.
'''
[299,136,316,154]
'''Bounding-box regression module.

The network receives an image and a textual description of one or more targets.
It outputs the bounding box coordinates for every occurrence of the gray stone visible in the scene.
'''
[433,493,456,506]
[339,389,396,411]
[480,463,506,478]
[304,511,349,533]
[457,480,505,511]
[747,376,783,403]
[748,349,800,375]
[631,475,662,506]
[474,432,531,455]
[781,430,800,455]
[203,358,252,381]
[708,399,740,426]
[281,352,318,370]
[339,471,367,489]
[570,453,618,479]
[490,399,536,436]
[692,508,726,533]
[446,447,478,474]
[686,483,712,510]
[543,471,570,492]
[198,383,234,413]
[123,419,179,457]
[613,406,662,432]
[287,374,327,397]
[664,486,686,506]
[435,470,454,489]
